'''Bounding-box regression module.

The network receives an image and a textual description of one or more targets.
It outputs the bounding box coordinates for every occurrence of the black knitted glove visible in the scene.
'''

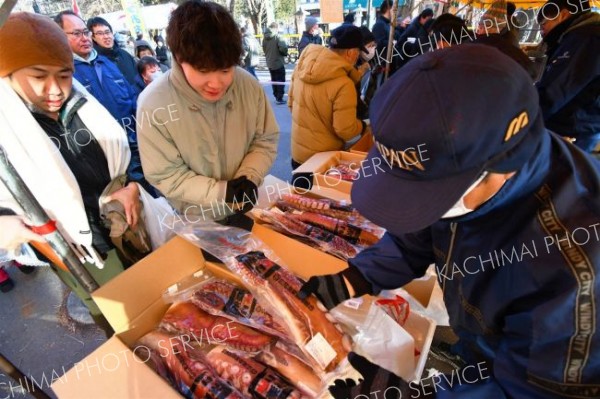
[236,178,258,213]
[329,352,410,399]
[298,272,351,310]
[298,265,373,310]
[225,176,248,203]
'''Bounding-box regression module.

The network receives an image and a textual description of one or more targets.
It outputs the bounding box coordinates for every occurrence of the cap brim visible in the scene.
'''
[351,147,482,235]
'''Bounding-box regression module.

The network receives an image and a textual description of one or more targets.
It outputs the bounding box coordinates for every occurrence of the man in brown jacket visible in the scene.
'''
[288,25,368,169]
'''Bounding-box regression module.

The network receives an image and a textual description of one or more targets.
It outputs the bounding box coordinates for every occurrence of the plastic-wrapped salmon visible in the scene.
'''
[233,251,350,373]
[288,212,379,247]
[325,164,358,181]
[136,330,245,399]
[277,194,361,221]
[191,279,290,340]
[207,346,304,399]
[256,345,323,398]
[160,302,277,353]
[256,209,358,260]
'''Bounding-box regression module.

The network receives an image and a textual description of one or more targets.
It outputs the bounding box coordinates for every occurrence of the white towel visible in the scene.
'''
[0,78,130,267]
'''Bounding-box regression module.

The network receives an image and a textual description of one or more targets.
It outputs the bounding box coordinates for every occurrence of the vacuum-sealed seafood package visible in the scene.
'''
[253,208,359,260]
[174,223,351,374]
[207,346,306,398]
[135,330,246,399]
[160,301,277,353]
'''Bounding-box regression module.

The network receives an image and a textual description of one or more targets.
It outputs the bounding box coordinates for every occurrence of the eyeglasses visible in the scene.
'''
[65,29,91,39]
[93,30,112,37]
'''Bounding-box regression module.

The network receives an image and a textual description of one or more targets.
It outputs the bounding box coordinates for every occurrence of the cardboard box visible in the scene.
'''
[292,151,366,195]
[349,131,374,155]
[52,228,434,397]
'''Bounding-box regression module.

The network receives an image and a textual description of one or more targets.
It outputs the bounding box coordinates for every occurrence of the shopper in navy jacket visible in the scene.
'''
[55,10,157,197]
[301,45,600,398]
[536,0,600,153]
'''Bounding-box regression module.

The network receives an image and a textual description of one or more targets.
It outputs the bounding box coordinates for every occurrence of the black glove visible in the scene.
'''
[329,352,410,399]
[225,176,248,203]
[298,265,373,310]
[298,272,351,310]
[225,176,258,213]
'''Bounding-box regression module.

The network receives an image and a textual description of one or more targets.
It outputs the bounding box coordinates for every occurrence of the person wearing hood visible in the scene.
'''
[300,44,600,398]
[262,22,288,104]
[54,11,158,198]
[536,0,600,153]
[298,16,323,56]
[137,1,279,230]
[289,25,368,171]
[87,16,138,85]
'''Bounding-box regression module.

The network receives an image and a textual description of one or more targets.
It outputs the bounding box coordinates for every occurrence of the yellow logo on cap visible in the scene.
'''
[504,111,529,142]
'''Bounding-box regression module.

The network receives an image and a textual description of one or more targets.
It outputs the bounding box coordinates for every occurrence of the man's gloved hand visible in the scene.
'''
[329,352,409,399]
[298,272,351,310]
[299,265,372,310]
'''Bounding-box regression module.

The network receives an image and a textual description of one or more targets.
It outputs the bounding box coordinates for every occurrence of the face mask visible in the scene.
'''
[362,47,376,61]
[441,172,488,219]
[149,70,163,81]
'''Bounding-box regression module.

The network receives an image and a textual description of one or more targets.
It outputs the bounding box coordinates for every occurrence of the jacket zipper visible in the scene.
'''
[442,222,458,292]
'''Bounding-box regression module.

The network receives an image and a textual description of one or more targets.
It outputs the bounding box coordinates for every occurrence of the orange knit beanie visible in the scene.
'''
[0,12,73,77]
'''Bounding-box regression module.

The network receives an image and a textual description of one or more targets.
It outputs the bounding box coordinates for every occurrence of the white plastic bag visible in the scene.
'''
[137,186,176,250]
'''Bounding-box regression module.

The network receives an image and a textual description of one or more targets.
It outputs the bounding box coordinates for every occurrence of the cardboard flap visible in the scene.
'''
[292,151,338,175]
[51,336,179,398]
[92,237,206,333]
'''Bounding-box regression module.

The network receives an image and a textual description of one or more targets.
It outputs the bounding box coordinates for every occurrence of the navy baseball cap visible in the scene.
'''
[351,44,545,234]
[330,25,368,53]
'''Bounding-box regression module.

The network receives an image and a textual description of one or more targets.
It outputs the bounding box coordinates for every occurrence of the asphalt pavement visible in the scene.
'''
[0,64,295,399]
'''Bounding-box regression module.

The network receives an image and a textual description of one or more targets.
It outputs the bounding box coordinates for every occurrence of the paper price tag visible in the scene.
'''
[304,332,337,369]
[344,298,363,310]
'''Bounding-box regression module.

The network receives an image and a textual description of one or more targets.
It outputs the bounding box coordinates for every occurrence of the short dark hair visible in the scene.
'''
[430,14,469,44]
[380,0,393,14]
[344,12,356,24]
[167,0,242,70]
[87,17,112,33]
[136,45,154,58]
[54,10,81,28]
[420,8,434,19]
[137,56,160,75]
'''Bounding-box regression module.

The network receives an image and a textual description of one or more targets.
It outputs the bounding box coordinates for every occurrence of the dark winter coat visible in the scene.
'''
[298,31,323,56]
[95,43,139,86]
[350,132,600,397]
[537,12,600,152]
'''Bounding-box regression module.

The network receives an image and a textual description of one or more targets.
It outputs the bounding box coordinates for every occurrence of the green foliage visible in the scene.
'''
[274,0,295,21]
